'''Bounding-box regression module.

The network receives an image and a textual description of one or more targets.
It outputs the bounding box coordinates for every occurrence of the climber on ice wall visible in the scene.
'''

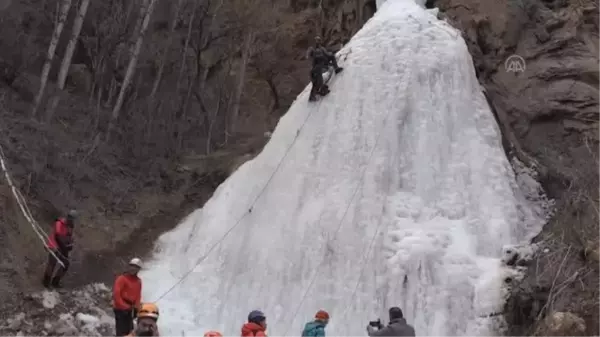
[301,310,330,337]
[42,209,77,288]
[241,310,268,337]
[306,35,344,101]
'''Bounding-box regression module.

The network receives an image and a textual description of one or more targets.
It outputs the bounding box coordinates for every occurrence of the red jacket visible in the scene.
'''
[113,273,142,310]
[47,218,73,251]
[241,323,267,337]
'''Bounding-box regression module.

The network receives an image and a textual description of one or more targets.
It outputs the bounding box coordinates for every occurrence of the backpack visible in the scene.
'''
[302,325,323,337]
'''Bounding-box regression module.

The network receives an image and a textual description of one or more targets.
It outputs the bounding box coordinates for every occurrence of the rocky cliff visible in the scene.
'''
[432,0,599,334]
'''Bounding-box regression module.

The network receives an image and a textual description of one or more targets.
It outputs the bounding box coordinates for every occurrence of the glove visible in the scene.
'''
[369,319,382,329]
[133,308,138,318]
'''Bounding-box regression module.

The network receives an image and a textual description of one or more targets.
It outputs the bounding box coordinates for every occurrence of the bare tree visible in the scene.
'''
[148,0,185,105]
[228,30,254,136]
[45,0,92,121]
[107,0,159,139]
[31,0,73,118]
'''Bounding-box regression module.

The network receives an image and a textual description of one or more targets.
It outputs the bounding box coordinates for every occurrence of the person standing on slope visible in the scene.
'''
[127,303,160,336]
[306,35,344,101]
[113,258,143,336]
[42,209,77,288]
[241,310,268,337]
[366,307,415,337]
[302,310,330,337]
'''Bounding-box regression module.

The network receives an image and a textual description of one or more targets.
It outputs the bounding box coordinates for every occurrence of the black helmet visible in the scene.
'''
[248,310,266,323]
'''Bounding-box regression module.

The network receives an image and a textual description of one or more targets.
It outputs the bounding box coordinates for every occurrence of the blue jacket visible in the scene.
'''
[302,320,327,337]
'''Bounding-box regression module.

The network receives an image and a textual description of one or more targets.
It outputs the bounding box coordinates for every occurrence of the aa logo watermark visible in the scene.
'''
[505,54,526,73]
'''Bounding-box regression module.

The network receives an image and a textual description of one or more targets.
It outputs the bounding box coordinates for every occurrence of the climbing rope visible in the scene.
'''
[0,142,65,268]
[280,29,423,333]
[154,98,322,302]
[281,100,397,336]
[153,48,353,303]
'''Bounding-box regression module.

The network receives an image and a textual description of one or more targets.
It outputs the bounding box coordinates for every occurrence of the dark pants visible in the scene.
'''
[310,67,326,99]
[114,308,134,336]
[309,56,340,99]
[42,250,70,287]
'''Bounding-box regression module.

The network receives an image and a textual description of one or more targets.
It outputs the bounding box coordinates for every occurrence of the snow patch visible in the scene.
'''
[0,283,114,336]
[41,290,60,309]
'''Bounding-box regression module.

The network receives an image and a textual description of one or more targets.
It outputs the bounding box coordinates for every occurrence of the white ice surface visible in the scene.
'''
[140,0,550,335]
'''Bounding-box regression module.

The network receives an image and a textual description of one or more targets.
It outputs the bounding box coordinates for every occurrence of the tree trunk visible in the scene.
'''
[107,0,158,139]
[45,0,91,121]
[149,0,185,102]
[265,77,280,111]
[31,0,73,118]
[176,0,200,93]
[229,30,253,136]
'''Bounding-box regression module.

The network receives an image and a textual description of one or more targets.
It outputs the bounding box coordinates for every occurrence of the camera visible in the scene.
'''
[369,319,383,329]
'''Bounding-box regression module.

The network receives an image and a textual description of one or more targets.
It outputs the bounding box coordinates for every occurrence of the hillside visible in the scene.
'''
[0,0,361,303]
[0,0,597,335]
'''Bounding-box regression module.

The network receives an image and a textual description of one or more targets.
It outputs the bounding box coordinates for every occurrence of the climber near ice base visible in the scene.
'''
[113,257,143,336]
[42,209,77,288]
[241,310,268,337]
[127,303,160,336]
[367,307,415,337]
[306,35,343,101]
[302,310,330,337]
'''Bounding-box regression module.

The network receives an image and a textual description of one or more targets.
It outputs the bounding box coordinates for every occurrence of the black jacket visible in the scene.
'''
[367,318,415,337]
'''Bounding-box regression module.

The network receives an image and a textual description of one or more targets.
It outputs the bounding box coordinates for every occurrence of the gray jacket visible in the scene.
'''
[367,318,415,337]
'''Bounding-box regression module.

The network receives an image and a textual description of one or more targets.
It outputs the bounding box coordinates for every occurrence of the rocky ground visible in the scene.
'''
[0,284,114,336]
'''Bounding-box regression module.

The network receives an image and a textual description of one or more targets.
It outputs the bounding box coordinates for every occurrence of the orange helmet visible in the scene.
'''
[315,310,329,320]
[138,303,159,320]
[204,331,223,337]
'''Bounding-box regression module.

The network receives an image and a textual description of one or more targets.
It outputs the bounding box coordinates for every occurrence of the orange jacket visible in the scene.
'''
[113,273,142,310]
[241,322,267,337]
[126,330,159,337]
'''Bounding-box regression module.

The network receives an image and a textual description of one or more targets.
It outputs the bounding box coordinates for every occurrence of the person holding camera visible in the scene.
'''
[367,307,415,337]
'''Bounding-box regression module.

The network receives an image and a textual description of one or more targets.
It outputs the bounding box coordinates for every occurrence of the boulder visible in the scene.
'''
[535,311,587,336]
[581,239,599,267]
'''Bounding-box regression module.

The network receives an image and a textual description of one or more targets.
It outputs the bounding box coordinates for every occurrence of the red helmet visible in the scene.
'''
[315,310,330,320]
[204,331,223,337]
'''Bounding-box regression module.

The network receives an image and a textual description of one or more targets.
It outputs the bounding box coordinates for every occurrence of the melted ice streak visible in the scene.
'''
[140,0,550,335]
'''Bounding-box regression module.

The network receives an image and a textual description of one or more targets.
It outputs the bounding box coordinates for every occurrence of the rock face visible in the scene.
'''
[430,0,598,335]
[535,311,587,336]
